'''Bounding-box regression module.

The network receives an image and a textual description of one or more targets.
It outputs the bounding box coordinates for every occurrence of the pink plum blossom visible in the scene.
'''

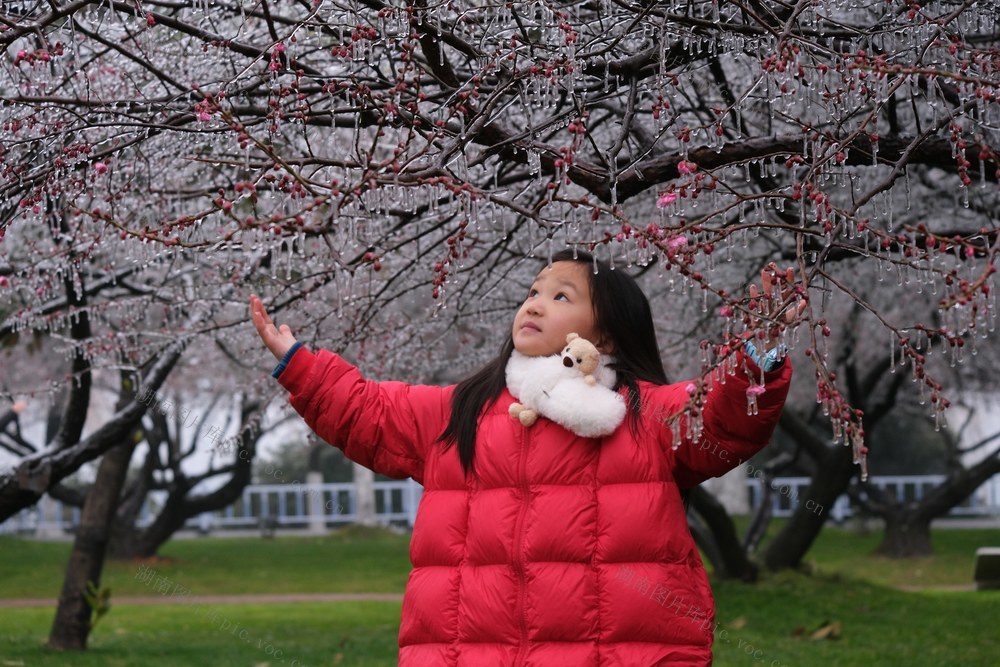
[666,235,688,250]
[657,191,677,207]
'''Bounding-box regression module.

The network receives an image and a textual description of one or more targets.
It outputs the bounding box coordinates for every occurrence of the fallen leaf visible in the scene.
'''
[810,620,842,640]
[726,616,747,630]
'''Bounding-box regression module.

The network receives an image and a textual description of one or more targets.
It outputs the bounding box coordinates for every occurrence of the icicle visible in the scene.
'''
[746,384,765,416]
[889,329,896,373]
[670,420,682,450]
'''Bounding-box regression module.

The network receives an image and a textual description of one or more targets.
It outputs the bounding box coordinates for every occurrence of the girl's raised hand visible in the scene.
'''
[747,262,807,352]
[250,294,298,361]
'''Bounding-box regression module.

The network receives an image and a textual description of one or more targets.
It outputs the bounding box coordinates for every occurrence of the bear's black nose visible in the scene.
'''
[563,356,573,367]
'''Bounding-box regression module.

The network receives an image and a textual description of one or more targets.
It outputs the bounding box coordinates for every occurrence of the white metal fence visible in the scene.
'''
[2,474,997,537]
[746,474,1000,521]
[0,479,424,536]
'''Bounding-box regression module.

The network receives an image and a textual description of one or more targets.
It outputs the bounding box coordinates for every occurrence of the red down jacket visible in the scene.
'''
[276,347,791,666]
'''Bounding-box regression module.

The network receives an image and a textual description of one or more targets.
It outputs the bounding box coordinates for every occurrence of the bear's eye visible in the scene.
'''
[576,357,582,363]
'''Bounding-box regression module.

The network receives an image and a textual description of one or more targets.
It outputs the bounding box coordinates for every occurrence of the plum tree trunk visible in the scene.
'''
[875,514,934,557]
[763,442,857,571]
[864,451,1000,559]
[47,437,137,650]
[107,404,259,559]
[688,485,758,581]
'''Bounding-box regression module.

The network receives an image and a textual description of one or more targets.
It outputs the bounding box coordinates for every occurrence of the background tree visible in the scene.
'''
[687,281,1000,572]
[0,205,280,649]
[105,392,265,559]
[48,370,146,650]
[854,410,1000,558]
[12,387,275,558]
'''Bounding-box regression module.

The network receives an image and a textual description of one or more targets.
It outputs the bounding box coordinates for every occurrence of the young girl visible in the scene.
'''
[250,250,797,667]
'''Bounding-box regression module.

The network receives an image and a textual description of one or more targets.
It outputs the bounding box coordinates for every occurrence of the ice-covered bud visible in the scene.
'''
[745,384,766,415]
[657,192,677,208]
[666,235,688,250]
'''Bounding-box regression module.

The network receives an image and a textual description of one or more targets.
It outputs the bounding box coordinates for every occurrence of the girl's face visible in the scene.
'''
[512,261,606,357]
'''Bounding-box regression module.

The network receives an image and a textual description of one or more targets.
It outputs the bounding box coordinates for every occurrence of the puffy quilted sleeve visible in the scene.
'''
[645,349,792,489]
[274,346,452,484]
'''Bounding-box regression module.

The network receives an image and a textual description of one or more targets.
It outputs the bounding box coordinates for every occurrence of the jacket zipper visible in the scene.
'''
[512,424,530,666]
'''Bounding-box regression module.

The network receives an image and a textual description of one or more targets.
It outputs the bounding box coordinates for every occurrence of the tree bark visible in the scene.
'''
[50,268,93,460]
[686,508,728,578]
[122,486,193,559]
[688,486,758,581]
[0,345,184,521]
[47,437,138,650]
[875,512,933,557]
[743,475,776,556]
[762,442,857,571]
[108,404,259,559]
[866,448,1000,558]
[105,467,154,559]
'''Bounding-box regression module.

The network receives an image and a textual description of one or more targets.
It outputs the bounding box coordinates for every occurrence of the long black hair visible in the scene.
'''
[440,250,668,478]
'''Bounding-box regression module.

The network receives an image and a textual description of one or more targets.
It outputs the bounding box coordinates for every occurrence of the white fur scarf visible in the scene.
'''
[505,350,627,438]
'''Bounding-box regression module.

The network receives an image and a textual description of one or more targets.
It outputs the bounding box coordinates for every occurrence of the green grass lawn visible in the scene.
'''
[2,521,991,599]
[0,601,401,667]
[0,525,412,599]
[710,571,999,666]
[723,515,997,589]
[2,521,998,665]
[3,579,996,666]
[789,522,995,589]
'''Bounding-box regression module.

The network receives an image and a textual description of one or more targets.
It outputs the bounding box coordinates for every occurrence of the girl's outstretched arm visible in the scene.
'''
[249,296,450,484]
[651,352,792,488]
[648,264,803,487]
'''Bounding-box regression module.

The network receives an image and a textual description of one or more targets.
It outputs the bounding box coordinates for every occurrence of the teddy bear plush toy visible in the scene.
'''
[506,333,626,438]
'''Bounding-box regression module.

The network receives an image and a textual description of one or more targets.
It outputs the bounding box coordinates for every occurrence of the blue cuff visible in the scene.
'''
[744,339,786,372]
[271,341,303,379]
